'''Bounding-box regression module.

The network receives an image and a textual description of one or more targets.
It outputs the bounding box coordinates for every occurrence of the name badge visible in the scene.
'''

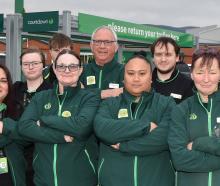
[87,76,96,85]
[118,109,128,118]
[109,83,119,89]
[217,117,220,123]
[170,93,182,99]
[0,157,8,174]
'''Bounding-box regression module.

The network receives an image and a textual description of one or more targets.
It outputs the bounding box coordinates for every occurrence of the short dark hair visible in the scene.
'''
[54,49,81,67]
[126,54,152,72]
[191,48,220,71]
[49,33,72,50]
[20,48,46,67]
[151,37,180,56]
[0,64,12,105]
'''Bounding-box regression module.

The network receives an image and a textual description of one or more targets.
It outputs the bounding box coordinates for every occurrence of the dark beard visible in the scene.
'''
[157,66,175,74]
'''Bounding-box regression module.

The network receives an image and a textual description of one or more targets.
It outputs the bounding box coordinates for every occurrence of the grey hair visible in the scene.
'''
[91,25,118,42]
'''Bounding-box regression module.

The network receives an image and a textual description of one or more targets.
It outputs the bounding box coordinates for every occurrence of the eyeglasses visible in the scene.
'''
[56,64,80,72]
[92,40,116,47]
[22,61,42,69]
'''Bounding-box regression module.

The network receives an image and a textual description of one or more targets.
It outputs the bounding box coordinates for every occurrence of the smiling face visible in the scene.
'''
[90,28,118,66]
[191,57,220,98]
[54,53,82,88]
[124,57,152,97]
[0,68,8,103]
[21,52,44,81]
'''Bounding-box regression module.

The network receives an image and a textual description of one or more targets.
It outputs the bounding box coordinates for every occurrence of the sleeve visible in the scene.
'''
[0,135,12,147]
[168,104,220,172]
[193,136,220,156]
[0,118,27,144]
[18,95,66,144]
[119,98,175,156]
[40,93,100,140]
[0,117,35,147]
[118,65,124,87]
[94,99,150,145]
[4,142,27,185]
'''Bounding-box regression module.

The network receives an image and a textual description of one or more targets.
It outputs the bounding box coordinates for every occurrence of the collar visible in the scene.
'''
[20,80,52,93]
[197,89,220,102]
[152,68,179,83]
[122,89,154,105]
[91,57,118,73]
[0,103,7,112]
[53,81,81,99]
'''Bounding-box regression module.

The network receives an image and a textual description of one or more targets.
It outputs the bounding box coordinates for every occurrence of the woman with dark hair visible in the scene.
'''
[18,49,99,186]
[0,64,24,185]
[169,48,220,186]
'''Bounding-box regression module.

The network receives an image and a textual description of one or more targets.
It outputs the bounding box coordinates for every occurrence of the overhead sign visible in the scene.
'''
[78,13,194,47]
[23,11,59,32]
[0,14,3,32]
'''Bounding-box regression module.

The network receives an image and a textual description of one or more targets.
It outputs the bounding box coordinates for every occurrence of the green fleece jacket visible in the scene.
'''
[18,83,100,186]
[0,104,72,186]
[168,91,220,186]
[94,90,176,186]
[0,117,28,186]
[80,58,124,90]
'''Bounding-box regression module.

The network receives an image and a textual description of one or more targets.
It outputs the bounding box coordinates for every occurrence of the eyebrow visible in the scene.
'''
[57,63,79,65]
[126,69,148,72]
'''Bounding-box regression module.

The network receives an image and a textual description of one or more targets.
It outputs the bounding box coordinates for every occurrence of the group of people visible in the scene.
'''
[0,25,219,186]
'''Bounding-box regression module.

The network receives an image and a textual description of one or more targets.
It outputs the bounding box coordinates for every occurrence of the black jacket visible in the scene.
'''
[152,68,193,104]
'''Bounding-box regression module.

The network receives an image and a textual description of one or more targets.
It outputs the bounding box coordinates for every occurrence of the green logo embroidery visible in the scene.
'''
[44,103,51,110]
[62,111,71,117]
[190,113,197,120]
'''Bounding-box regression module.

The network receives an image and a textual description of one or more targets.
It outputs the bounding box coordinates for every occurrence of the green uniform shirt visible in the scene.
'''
[94,90,176,186]
[80,58,124,90]
[169,90,220,186]
[18,83,100,186]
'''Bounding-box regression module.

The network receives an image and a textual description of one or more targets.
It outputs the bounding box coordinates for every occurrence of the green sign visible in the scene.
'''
[15,0,24,14]
[78,13,194,47]
[0,14,3,32]
[23,11,58,32]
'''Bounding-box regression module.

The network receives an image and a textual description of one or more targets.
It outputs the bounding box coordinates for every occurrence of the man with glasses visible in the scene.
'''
[80,26,124,99]
[8,48,53,185]
[44,33,72,84]
[151,37,193,103]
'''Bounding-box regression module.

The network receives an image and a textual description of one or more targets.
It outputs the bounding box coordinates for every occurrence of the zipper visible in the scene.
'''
[98,158,104,184]
[208,108,212,186]
[32,153,39,166]
[98,70,103,89]
[53,89,67,186]
[53,144,58,186]
[197,93,213,186]
[134,156,138,186]
[175,171,178,186]
[130,97,143,186]
[84,149,96,174]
